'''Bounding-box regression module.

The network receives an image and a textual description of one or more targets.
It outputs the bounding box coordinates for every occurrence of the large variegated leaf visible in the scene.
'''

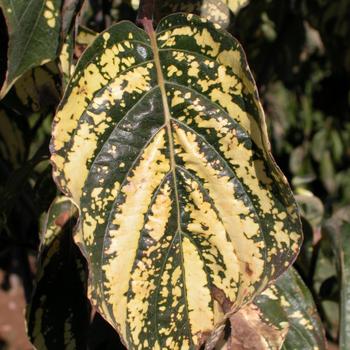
[51,13,302,349]
[27,196,91,349]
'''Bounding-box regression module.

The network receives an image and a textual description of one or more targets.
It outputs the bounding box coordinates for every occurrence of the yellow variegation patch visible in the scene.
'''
[50,13,302,349]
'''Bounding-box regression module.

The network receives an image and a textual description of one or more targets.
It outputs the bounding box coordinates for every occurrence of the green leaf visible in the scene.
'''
[256,268,326,350]
[320,150,337,194]
[339,220,350,350]
[295,190,324,229]
[27,196,91,350]
[323,207,350,349]
[51,14,302,349]
[0,0,63,98]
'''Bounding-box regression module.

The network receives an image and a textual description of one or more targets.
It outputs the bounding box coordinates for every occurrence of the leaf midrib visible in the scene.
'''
[146,23,194,347]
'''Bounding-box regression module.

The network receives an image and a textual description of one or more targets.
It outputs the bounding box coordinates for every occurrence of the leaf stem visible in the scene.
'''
[137,0,155,26]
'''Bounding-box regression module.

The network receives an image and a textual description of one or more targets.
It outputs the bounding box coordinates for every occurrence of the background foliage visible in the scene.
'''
[0,0,349,348]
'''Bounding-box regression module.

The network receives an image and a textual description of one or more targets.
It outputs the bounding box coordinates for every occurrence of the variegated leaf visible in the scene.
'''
[0,0,62,98]
[51,13,302,349]
[223,0,249,14]
[216,268,326,350]
[60,26,98,88]
[59,32,74,88]
[75,26,98,58]
[155,0,249,28]
[27,196,91,350]
[256,268,326,350]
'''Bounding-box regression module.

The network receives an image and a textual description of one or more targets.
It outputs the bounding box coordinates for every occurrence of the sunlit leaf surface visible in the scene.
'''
[51,13,302,349]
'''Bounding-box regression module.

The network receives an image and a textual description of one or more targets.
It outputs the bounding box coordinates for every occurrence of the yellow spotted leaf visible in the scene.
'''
[155,0,250,28]
[255,268,327,350]
[76,26,98,56]
[50,13,302,349]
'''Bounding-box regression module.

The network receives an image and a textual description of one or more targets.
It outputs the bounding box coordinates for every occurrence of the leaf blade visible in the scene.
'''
[0,0,62,98]
[51,14,302,349]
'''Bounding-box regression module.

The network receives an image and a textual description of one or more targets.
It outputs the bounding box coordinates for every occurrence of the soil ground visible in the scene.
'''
[0,270,32,350]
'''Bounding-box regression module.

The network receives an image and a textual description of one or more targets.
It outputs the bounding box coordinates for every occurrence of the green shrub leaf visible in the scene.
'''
[51,13,302,349]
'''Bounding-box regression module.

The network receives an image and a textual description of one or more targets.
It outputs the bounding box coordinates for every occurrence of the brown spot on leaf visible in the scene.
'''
[54,211,71,227]
[74,44,88,60]
[245,262,253,276]
[229,303,288,350]
[196,330,211,348]
[211,286,232,313]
